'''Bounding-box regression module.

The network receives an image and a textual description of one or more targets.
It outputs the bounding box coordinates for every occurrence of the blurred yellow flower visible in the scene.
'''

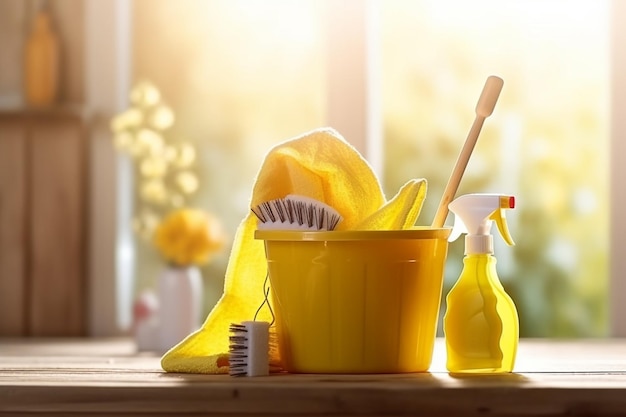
[110,108,143,133]
[141,179,168,204]
[136,129,164,155]
[153,208,225,267]
[141,156,168,178]
[149,104,175,130]
[110,81,203,244]
[176,171,199,194]
[130,80,161,107]
[173,143,196,168]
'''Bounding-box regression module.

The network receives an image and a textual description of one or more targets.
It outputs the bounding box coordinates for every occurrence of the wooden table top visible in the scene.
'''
[1,338,625,416]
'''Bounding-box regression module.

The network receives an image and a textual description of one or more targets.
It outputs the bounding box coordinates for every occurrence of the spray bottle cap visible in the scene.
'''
[448,193,515,254]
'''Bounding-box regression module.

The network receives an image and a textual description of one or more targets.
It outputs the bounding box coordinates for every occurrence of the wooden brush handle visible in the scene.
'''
[431,76,503,228]
[476,76,504,118]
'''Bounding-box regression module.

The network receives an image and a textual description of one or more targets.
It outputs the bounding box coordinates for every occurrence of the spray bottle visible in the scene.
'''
[443,193,518,373]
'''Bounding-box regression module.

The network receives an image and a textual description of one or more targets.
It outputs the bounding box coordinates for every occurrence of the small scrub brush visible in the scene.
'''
[229,321,270,377]
[251,194,342,231]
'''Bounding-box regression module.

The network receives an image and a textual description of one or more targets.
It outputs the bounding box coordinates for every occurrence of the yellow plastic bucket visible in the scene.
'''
[255,227,450,373]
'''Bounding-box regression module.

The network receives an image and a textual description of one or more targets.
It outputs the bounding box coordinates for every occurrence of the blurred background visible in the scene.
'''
[0,0,615,338]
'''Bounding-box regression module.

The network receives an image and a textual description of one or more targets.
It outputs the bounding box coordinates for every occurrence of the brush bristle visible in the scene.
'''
[229,321,270,377]
[251,195,342,231]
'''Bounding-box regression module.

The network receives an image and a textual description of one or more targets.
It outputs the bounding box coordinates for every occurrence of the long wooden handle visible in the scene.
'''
[431,76,503,228]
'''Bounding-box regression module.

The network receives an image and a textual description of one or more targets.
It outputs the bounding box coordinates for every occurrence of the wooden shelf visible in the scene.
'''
[1,338,626,416]
[0,103,90,120]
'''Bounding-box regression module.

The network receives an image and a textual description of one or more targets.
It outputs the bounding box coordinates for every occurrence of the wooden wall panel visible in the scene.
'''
[0,120,27,336]
[29,116,85,336]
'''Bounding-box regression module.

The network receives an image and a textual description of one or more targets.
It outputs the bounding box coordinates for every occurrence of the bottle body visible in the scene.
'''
[24,11,59,106]
[444,254,518,373]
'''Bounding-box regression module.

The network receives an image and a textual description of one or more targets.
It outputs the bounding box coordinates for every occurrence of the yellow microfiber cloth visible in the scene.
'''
[160,127,427,374]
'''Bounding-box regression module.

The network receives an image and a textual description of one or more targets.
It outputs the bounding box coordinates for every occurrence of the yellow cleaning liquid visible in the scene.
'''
[444,254,518,373]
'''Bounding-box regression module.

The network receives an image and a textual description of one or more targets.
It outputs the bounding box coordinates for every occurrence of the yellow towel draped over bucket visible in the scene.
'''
[160,127,427,374]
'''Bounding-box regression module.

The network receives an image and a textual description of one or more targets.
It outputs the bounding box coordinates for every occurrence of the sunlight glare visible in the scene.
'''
[231,0,317,48]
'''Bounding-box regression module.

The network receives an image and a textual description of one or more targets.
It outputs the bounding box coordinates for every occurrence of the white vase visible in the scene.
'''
[157,265,203,352]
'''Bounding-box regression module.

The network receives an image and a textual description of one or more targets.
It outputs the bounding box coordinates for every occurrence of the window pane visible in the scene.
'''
[381,0,610,336]
[130,0,609,337]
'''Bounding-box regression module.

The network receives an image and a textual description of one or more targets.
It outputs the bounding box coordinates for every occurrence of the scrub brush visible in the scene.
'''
[229,195,342,377]
[229,321,271,377]
[251,194,343,231]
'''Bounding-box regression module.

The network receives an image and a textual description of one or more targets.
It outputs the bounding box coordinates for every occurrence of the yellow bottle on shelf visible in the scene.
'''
[444,194,518,374]
[23,3,59,107]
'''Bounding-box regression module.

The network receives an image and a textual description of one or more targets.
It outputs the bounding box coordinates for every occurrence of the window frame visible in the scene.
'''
[610,0,625,337]
[85,0,133,336]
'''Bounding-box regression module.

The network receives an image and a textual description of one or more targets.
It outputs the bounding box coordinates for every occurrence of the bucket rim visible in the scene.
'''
[255,227,451,241]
